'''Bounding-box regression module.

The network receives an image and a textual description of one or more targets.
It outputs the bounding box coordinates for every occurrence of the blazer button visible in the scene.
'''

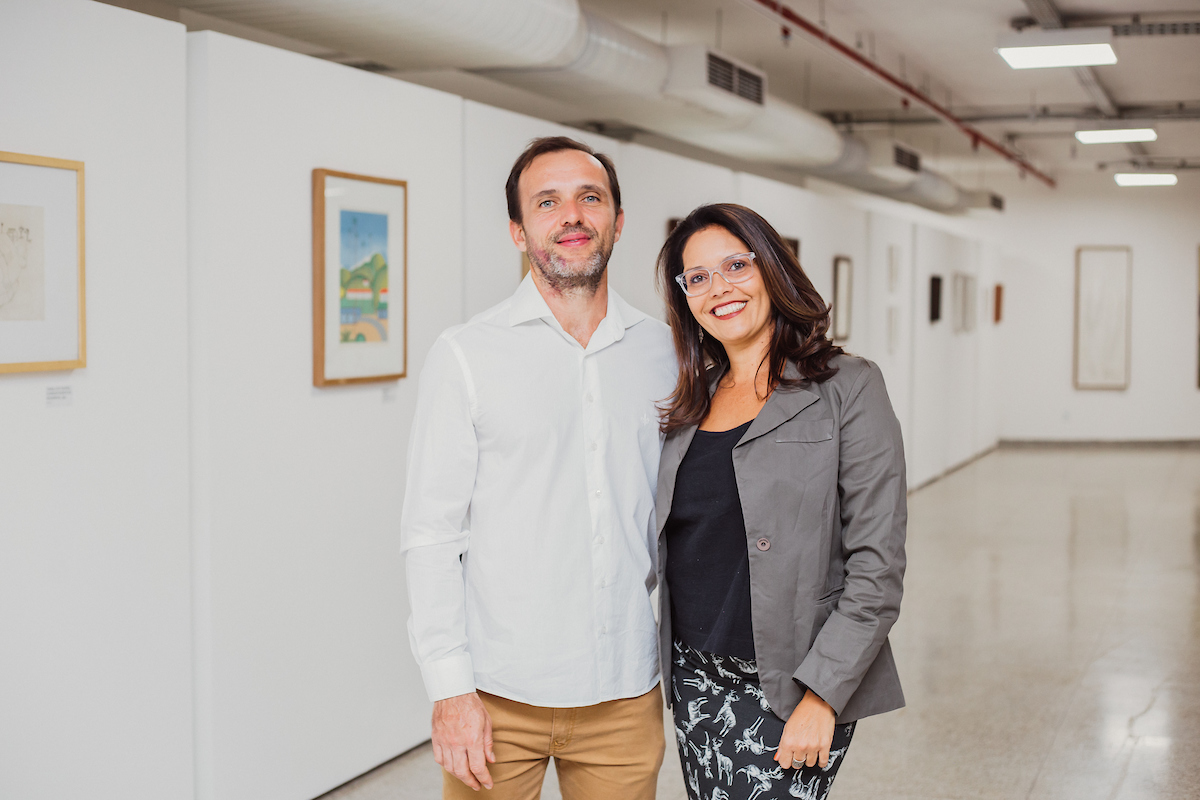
[756,537,770,551]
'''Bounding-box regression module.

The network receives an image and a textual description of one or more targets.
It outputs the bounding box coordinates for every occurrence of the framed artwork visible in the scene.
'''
[887,245,900,294]
[0,151,85,374]
[929,275,943,323]
[1074,245,1131,391]
[667,218,682,237]
[783,237,800,259]
[312,169,407,387]
[832,256,852,341]
[951,272,977,333]
[993,284,1004,324]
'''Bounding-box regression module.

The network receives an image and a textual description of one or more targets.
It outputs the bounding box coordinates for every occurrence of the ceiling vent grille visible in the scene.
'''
[706,53,765,106]
[735,68,764,104]
[893,145,921,173]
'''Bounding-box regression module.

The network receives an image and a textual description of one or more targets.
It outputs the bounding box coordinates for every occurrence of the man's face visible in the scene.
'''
[510,149,624,294]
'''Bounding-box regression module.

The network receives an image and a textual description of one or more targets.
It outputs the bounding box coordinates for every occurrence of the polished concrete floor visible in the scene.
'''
[323,445,1200,799]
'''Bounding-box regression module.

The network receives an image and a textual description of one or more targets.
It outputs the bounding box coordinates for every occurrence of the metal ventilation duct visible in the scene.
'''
[166,0,985,212]
[160,0,585,70]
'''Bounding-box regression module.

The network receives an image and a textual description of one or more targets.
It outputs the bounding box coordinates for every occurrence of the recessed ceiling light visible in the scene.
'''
[997,27,1117,69]
[1114,173,1177,187]
[1075,128,1158,144]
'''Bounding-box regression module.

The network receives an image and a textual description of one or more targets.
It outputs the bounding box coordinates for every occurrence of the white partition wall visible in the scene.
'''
[989,170,1200,441]
[615,143,738,318]
[187,32,461,800]
[0,2,194,799]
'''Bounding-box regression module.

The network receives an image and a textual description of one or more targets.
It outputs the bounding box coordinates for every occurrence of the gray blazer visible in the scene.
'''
[657,354,907,724]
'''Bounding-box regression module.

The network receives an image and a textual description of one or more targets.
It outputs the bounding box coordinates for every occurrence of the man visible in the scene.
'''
[400,137,677,799]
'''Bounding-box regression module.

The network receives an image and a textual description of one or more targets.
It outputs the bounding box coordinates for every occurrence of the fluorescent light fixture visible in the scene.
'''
[997,27,1117,69]
[1075,128,1158,144]
[1114,173,1177,187]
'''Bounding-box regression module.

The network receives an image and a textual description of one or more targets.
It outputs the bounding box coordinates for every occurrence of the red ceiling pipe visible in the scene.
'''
[740,0,1057,188]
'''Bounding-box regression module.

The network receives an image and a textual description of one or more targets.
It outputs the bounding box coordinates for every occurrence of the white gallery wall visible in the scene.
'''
[987,170,1200,441]
[5,5,1199,800]
[0,2,194,799]
[187,32,458,800]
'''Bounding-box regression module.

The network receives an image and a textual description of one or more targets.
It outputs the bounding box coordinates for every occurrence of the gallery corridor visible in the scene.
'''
[325,445,1200,800]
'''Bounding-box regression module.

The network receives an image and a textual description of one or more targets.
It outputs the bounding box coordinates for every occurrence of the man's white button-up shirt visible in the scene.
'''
[401,275,678,707]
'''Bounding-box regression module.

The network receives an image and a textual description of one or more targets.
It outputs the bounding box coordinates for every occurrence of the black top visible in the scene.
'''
[664,419,756,660]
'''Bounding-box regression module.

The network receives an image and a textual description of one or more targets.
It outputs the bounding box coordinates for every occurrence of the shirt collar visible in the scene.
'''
[505,272,649,334]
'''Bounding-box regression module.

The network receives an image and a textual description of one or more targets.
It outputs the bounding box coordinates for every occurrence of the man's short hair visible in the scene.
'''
[505,136,622,224]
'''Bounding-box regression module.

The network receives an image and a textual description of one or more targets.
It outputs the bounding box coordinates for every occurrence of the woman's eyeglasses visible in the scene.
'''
[674,252,757,297]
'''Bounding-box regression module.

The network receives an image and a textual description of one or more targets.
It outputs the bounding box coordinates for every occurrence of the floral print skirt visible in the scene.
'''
[671,639,855,800]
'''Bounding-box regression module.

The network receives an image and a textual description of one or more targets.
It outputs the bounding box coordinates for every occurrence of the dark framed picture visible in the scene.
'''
[930,275,943,323]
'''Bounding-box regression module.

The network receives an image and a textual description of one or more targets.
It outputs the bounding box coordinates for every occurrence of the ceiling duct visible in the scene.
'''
[481,11,844,169]
[664,46,766,117]
[165,0,991,212]
[161,0,585,70]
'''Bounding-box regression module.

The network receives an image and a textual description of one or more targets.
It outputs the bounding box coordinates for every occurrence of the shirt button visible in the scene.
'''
[590,442,598,452]
[585,393,594,403]
[600,625,608,634]
[756,537,771,551]
[595,489,601,497]
[596,536,605,544]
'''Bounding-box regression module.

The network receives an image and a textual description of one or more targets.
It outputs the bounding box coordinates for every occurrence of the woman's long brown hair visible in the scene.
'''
[657,203,843,434]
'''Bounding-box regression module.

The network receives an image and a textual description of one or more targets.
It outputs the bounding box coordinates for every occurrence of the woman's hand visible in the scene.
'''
[775,689,836,770]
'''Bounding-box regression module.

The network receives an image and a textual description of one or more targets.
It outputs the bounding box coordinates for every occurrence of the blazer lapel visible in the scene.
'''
[739,362,821,445]
[656,424,697,536]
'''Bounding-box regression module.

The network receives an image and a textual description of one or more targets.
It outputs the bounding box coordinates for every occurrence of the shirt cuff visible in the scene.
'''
[421,653,477,702]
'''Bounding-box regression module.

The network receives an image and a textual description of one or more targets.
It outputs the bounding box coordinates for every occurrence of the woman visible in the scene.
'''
[655,204,907,800]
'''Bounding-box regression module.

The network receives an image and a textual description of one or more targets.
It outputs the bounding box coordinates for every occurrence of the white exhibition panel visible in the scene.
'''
[909,226,985,487]
[991,170,1200,441]
[0,2,194,799]
[614,142,738,319]
[187,32,458,800]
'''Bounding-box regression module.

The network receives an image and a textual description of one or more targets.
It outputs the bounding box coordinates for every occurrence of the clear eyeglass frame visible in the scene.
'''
[674,252,758,297]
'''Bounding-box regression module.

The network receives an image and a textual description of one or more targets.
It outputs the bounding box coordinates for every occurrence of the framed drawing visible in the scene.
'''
[1074,246,1131,390]
[667,218,682,237]
[0,151,85,374]
[951,272,977,333]
[312,169,407,387]
[783,237,800,259]
[993,284,1004,324]
[832,256,852,341]
[929,275,943,323]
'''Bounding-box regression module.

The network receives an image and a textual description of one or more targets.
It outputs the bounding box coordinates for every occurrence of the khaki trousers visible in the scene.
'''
[443,684,665,800]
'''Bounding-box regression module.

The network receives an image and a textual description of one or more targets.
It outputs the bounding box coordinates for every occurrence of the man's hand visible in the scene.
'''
[774,689,836,771]
[432,692,496,791]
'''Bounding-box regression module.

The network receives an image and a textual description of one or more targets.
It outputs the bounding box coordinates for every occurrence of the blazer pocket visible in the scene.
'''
[775,419,834,443]
[816,585,845,605]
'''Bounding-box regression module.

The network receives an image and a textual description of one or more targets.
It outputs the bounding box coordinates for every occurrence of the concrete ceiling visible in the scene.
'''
[582,0,1200,181]
[107,0,1200,187]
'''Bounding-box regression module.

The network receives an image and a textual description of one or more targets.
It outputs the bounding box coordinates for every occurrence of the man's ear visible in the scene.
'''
[612,208,625,244]
[509,219,528,252]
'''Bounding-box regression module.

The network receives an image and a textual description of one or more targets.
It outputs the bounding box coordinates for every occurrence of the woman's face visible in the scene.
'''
[682,225,773,351]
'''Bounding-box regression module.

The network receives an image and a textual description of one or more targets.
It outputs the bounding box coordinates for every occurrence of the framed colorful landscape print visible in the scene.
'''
[312,169,407,387]
[0,151,85,375]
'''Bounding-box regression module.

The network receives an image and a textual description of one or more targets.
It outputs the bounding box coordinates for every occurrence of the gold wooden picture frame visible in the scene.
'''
[0,151,86,374]
[312,168,408,387]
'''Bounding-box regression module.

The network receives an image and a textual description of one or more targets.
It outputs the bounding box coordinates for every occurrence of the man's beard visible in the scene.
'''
[524,223,614,296]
